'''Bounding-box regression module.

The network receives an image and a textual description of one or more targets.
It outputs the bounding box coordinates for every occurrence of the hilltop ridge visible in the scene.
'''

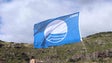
[0,31,112,63]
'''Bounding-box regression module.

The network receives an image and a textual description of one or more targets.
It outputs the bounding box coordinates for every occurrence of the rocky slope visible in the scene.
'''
[0,32,112,63]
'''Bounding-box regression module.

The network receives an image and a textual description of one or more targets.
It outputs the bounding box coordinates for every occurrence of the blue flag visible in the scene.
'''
[34,12,81,48]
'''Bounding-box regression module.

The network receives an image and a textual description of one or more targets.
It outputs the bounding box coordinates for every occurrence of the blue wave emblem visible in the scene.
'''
[46,33,67,43]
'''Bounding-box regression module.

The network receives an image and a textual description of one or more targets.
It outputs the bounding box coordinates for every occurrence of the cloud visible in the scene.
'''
[0,17,2,29]
[0,0,76,43]
[79,1,112,36]
[0,0,112,43]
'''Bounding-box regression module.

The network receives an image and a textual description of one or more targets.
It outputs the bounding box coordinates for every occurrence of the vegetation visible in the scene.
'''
[0,31,112,63]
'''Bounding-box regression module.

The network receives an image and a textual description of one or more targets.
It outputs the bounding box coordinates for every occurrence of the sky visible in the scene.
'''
[0,0,112,43]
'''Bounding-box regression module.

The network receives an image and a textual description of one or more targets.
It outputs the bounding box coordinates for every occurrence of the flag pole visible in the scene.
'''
[81,40,90,61]
[79,12,90,61]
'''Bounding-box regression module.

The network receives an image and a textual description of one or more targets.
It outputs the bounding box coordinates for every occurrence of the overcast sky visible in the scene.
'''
[0,0,112,43]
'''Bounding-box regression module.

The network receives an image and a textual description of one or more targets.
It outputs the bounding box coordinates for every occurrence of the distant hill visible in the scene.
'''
[0,31,112,63]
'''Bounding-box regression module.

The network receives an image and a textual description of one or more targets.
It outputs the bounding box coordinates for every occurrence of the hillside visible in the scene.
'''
[0,32,112,63]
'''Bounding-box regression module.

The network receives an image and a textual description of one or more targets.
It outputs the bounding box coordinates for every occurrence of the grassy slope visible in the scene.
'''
[0,32,112,63]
